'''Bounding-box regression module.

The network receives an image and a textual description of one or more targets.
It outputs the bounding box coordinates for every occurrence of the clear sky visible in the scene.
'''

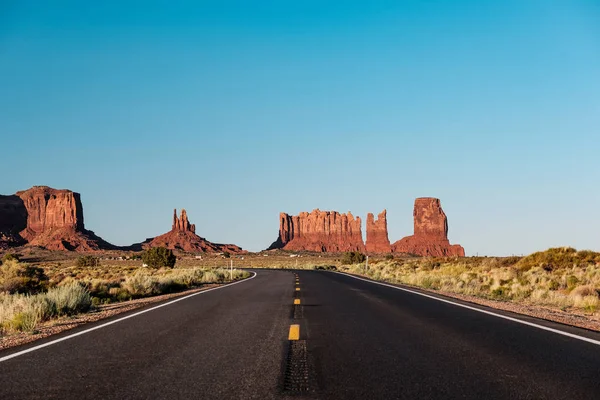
[1,1,599,255]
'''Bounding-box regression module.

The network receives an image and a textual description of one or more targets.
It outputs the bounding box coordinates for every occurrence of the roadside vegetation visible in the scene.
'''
[339,247,600,316]
[0,247,250,336]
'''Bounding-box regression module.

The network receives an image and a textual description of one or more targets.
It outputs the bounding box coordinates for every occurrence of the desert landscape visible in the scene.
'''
[2,3,600,398]
[1,185,599,348]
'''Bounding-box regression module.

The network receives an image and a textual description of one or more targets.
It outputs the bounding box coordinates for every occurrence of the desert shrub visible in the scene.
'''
[566,275,579,290]
[157,279,186,294]
[385,254,394,260]
[222,251,231,258]
[516,247,600,272]
[548,280,560,290]
[201,271,219,283]
[8,311,39,332]
[419,260,441,271]
[0,292,57,333]
[490,286,510,300]
[314,265,337,271]
[0,260,49,294]
[122,271,159,297]
[109,287,131,302]
[76,255,100,268]
[341,251,366,265]
[1,253,19,264]
[46,283,91,315]
[142,247,176,268]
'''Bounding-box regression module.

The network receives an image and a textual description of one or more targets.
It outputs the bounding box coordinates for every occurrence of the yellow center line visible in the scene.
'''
[288,324,300,340]
[294,299,301,305]
[295,288,300,291]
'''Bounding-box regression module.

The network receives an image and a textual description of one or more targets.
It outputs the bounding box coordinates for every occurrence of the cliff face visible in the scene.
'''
[365,210,391,253]
[267,199,464,257]
[391,198,464,257]
[268,209,365,252]
[145,209,244,254]
[16,186,85,241]
[0,186,113,251]
[0,195,28,248]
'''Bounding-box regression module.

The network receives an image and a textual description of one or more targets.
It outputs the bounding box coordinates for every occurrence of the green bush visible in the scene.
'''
[341,251,366,265]
[142,247,176,268]
[76,255,100,268]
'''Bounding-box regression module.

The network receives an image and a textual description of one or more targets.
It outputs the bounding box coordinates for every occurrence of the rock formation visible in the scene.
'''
[173,209,195,233]
[365,210,391,253]
[268,209,365,252]
[391,198,464,257]
[145,209,244,254]
[0,186,113,251]
[0,195,28,249]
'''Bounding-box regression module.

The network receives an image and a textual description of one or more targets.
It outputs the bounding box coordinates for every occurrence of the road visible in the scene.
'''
[1,269,599,399]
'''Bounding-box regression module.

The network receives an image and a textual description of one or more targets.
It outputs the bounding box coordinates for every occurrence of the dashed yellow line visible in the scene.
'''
[288,324,300,340]
[294,299,301,305]
[295,287,300,291]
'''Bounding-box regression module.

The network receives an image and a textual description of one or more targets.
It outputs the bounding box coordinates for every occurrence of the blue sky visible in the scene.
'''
[1,1,599,255]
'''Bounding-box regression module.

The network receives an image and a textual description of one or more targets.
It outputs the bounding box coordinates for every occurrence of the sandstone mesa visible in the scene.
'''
[0,186,244,253]
[269,198,464,257]
[1,186,463,256]
[0,186,112,251]
[268,210,365,252]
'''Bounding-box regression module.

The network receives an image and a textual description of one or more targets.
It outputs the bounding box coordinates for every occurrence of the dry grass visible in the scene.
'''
[0,257,250,336]
[340,248,600,316]
[0,283,91,334]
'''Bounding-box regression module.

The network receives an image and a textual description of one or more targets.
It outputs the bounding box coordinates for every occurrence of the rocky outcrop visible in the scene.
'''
[391,198,464,257]
[267,200,464,256]
[145,209,244,254]
[173,209,195,233]
[268,209,365,252]
[0,195,28,249]
[0,186,113,251]
[16,186,85,242]
[365,210,391,253]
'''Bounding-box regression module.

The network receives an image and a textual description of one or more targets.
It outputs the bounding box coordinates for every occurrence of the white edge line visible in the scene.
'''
[331,271,600,346]
[0,272,258,363]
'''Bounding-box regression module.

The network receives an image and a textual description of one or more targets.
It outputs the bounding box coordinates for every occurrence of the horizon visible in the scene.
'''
[2,1,599,255]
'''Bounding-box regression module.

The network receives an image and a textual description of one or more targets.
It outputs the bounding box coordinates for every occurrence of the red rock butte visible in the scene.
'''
[0,186,112,251]
[268,209,365,252]
[267,198,464,257]
[366,210,391,253]
[391,198,465,257]
[145,209,244,254]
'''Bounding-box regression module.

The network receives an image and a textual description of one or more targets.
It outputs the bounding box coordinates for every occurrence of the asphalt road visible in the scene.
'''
[1,269,599,399]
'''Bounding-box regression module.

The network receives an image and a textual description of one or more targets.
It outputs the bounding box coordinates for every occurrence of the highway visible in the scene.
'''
[1,269,599,399]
